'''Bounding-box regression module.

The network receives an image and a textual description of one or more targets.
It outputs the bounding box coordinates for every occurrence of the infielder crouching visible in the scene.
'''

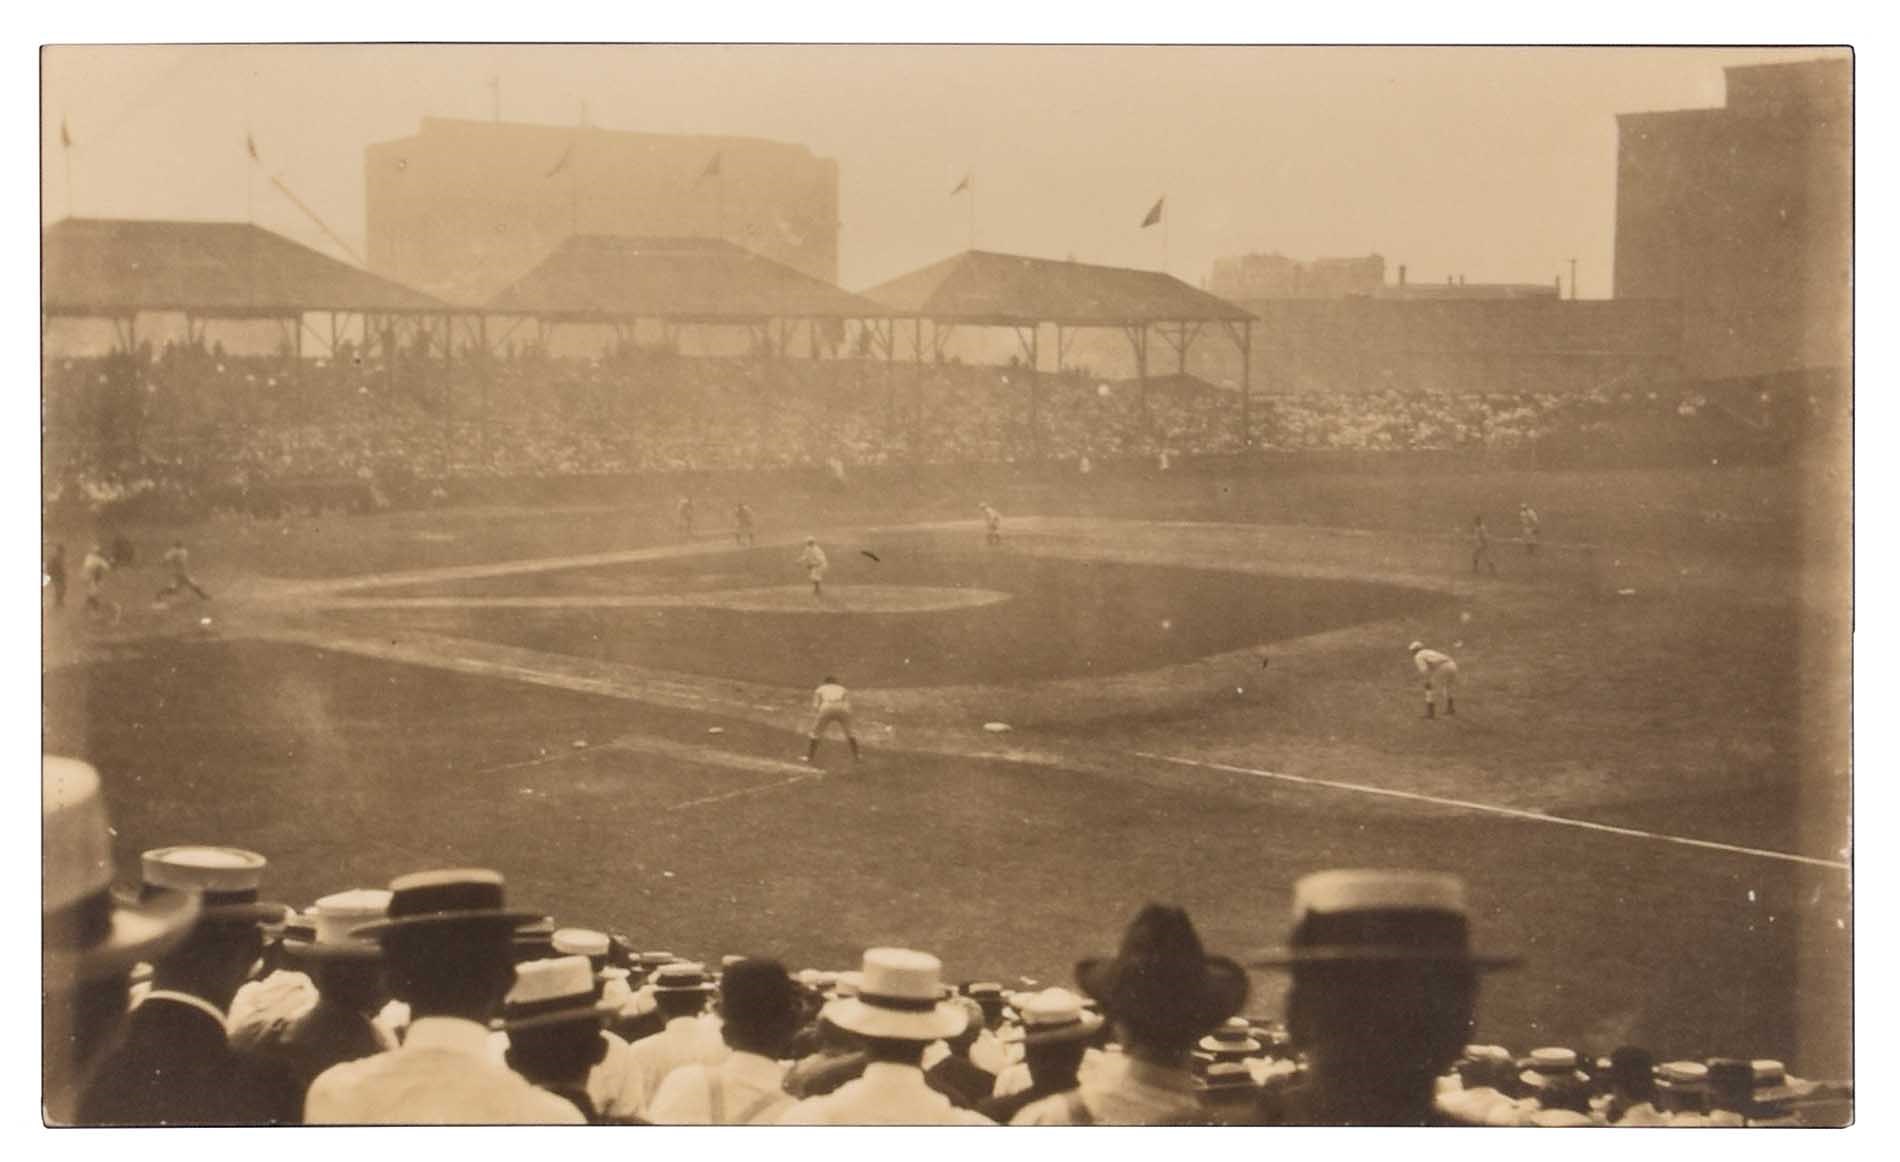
[1409,640,1458,719]
[804,675,860,763]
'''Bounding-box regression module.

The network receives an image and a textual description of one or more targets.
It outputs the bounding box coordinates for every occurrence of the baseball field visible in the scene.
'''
[40,456,1852,1079]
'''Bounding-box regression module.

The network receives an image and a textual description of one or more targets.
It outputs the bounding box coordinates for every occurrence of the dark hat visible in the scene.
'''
[1708,1058,1756,1112]
[351,869,542,939]
[138,845,290,927]
[43,757,199,982]
[1251,870,1520,970]
[718,958,800,1034]
[1075,904,1248,1039]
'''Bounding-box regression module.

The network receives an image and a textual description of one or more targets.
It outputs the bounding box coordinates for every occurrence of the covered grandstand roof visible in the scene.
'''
[861,249,1254,327]
[42,218,448,317]
[486,235,886,321]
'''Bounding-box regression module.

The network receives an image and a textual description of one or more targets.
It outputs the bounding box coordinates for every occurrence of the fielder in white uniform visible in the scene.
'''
[804,676,860,763]
[799,537,829,597]
[1410,641,1458,719]
[980,502,1002,547]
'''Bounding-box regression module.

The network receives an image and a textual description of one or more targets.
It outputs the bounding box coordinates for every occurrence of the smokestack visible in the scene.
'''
[1398,264,1407,288]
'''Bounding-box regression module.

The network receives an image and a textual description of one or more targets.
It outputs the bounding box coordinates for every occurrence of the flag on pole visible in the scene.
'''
[60,117,72,149]
[545,144,572,178]
[699,151,722,180]
[246,132,259,163]
[951,171,971,196]
[1140,196,1165,228]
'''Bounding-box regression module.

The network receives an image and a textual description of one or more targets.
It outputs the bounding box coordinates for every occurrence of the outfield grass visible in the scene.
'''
[41,459,1851,1078]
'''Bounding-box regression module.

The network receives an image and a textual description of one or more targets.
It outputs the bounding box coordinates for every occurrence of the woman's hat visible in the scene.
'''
[350,869,543,938]
[1251,870,1520,969]
[1018,987,1105,1047]
[822,948,968,1041]
[139,845,290,926]
[43,757,200,982]
[499,956,620,1032]
[283,889,391,961]
[1076,904,1248,1040]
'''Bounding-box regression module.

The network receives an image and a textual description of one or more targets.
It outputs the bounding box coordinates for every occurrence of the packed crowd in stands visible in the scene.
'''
[43,343,1841,518]
[45,756,1849,1127]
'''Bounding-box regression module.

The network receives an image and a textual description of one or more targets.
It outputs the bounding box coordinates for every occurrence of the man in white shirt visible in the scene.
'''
[1409,641,1458,719]
[304,869,584,1125]
[779,947,994,1125]
[618,961,729,1117]
[799,536,829,597]
[648,958,802,1124]
[804,676,861,763]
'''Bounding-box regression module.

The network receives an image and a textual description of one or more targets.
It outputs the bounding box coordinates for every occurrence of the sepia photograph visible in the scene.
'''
[38,35,1853,1130]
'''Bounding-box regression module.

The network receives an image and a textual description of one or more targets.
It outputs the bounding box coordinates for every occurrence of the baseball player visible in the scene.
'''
[676,496,696,540]
[979,502,1002,548]
[1410,641,1458,719]
[45,543,67,610]
[798,536,829,598]
[1518,503,1540,556]
[733,502,757,548]
[1471,515,1499,576]
[155,539,211,603]
[803,675,860,763]
[81,544,121,623]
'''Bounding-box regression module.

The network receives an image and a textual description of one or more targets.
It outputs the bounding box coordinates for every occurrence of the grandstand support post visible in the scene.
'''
[1219,318,1253,451]
[1123,323,1151,443]
[293,313,303,384]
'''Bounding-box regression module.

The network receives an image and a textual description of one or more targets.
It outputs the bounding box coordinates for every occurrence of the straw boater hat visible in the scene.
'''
[1018,988,1104,1047]
[139,845,290,927]
[283,889,391,961]
[650,962,719,993]
[500,956,621,1032]
[1518,1046,1590,1092]
[1076,904,1248,1036]
[1251,870,1520,969]
[43,757,199,981]
[1199,1017,1265,1061]
[350,868,542,939]
[1655,1059,1710,1104]
[551,928,611,962]
[823,948,967,1041]
[1749,1059,1799,1105]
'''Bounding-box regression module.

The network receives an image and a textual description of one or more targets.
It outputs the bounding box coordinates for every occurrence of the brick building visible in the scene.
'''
[365,117,839,305]
[1613,58,1850,381]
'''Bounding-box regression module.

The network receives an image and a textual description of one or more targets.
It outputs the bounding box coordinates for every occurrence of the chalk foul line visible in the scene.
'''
[1134,752,1848,872]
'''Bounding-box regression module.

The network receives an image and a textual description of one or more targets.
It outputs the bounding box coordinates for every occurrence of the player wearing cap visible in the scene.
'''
[1410,642,1458,719]
[804,676,861,764]
[798,536,829,598]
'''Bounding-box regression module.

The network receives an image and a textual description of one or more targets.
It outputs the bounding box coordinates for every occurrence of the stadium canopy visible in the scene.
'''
[484,235,893,356]
[42,217,447,320]
[862,249,1259,453]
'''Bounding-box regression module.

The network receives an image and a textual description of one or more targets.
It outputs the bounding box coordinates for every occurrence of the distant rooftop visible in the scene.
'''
[864,250,1252,326]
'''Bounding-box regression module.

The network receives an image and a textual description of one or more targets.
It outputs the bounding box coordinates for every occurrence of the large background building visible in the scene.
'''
[365,117,840,306]
[1613,57,1850,383]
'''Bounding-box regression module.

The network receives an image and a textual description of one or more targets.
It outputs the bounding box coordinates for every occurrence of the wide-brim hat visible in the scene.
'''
[1075,904,1248,1036]
[139,845,290,926]
[823,948,968,1041]
[44,757,202,981]
[650,962,719,993]
[1019,988,1106,1047]
[350,869,542,939]
[1251,870,1520,970]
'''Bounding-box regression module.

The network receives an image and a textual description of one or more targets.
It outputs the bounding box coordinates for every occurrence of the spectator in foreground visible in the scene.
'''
[1252,869,1519,1126]
[42,757,201,1125]
[983,987,1102,1124]
[648,958,801,1124]
[779,948,994,1124]
[77,845,302,1125]
[1597,1045,1665,1125]
[620,961,729,1117]
[304,868,584,1124]
[1015,903,1248,1125]
[249,890,395,1096]
[499,956,624,1122]
[924,997,996,1108]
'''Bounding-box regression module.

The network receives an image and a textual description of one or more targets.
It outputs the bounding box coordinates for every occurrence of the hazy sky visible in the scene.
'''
[41,44,1843,297]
